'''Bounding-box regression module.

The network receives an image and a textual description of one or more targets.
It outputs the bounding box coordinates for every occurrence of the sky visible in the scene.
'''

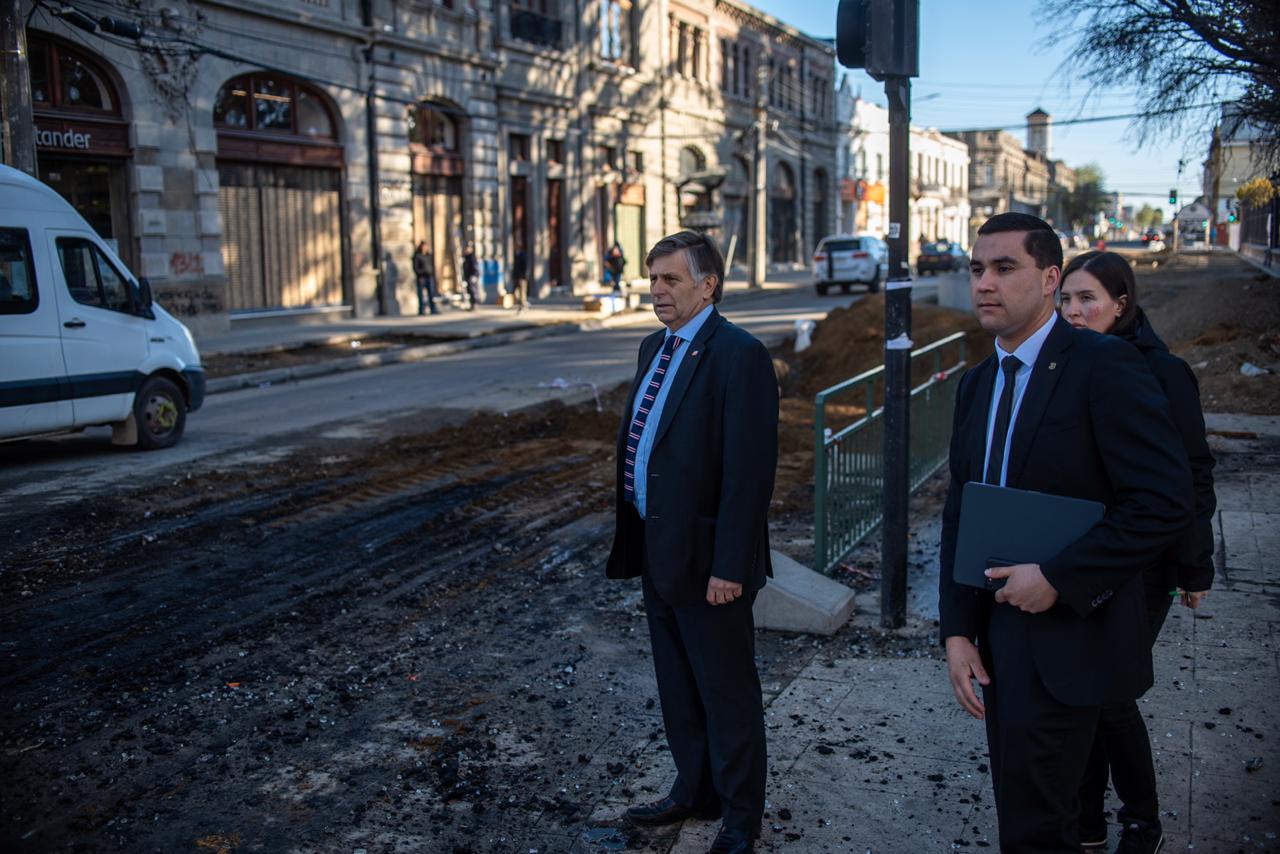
[750,0,1222,219]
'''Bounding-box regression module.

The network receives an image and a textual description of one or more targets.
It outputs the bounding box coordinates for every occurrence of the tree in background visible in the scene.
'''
[1065,163,1108,229]
[1135,204,1156,228]
[1044,0,1280,170]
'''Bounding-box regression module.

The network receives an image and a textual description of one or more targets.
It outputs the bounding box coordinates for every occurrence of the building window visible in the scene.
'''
[600,0,633,64]
[547,138,565,164]
[28,39,117,114]
[510,133,531,161]
[599,145,617,172]
[408,105,459,151]
[213,74,336,140]
[876,153,884,181]
[629,150,644,173]
[511,0,563,49]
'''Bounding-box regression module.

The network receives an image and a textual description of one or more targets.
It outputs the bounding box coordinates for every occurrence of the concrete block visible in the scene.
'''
[936,275,971,312]
[131,121,161,149]
[201,251,225,277]
[139,209,167,236]
[195,168,219,195]
[198,209,222,236]
[140,252,170,278]
[753,550,855,636]
[135,165,165,193]
[192,126,218,154]
[166,210,196,236]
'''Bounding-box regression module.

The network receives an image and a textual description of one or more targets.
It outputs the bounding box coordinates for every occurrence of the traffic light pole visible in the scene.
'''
[749,65,769,290]
[880,74,911,629]
[1,0,37,176]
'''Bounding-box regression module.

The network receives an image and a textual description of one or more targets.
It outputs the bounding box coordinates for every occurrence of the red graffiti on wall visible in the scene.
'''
[169,252,204,276]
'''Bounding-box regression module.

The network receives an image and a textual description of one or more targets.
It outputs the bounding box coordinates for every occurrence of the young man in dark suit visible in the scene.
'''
[606,231,778,854]
[938,213,1192,853]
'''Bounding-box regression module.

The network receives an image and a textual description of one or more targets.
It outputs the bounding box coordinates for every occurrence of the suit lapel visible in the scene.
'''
[966,355,997,482]
[651,309,722,449]
[1005,316,1073,486]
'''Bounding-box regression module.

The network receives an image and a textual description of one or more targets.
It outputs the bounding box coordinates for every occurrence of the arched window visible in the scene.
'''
[27,36,121,115]
[679,146,706,178]
[213,73,336,141]
[408,105,459,152]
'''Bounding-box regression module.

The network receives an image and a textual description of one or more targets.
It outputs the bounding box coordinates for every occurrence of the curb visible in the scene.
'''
[203,285,800,396]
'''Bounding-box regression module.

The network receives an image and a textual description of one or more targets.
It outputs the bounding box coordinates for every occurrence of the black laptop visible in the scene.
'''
[953,482,1105,590]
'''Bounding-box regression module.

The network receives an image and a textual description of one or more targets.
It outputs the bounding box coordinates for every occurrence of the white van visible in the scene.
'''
[0,164,204,449]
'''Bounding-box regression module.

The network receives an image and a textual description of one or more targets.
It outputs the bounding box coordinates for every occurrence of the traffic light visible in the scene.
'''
[1168,189,1178,206]
[1227,204,1238,223]
[836,0,919,79]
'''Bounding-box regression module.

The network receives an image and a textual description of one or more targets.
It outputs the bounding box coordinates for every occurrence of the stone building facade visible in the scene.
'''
[18,0,836,336]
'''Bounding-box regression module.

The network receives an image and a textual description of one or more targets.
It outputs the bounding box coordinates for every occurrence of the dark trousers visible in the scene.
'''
[640,552,766,834]
[464,274,479,309]
[416,275,438,315]
[1079,586,1175,828]
[510,276,528,308]
[982,605,1100,853]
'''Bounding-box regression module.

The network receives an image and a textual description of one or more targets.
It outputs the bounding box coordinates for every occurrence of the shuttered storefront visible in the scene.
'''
[218,164,343,311]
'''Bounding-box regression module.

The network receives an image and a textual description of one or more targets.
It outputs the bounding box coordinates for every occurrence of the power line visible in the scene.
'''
[943,102,1228,134]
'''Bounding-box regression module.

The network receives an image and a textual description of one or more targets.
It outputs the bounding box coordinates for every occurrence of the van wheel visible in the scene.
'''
[815,284,829,296]
[868,276,882,294]
[134,376,186,450]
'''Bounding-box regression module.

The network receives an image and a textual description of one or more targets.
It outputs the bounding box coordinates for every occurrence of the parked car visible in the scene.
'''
[0,164,204,449]
[915,241,968,275]
[812,234,886,295]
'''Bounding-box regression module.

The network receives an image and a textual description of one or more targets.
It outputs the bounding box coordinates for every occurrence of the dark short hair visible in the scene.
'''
[1060,250,1140,335]
[976,212,1063,271]
[645,231,725,302]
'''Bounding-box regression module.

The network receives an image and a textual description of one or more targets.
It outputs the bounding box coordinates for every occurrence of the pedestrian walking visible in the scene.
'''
[1059,250,1216,854]
[510,248,529,314]
[605,230,777,854]
[938,212,1192,852]
[461,243,479,310]
[604,241,626,292]
[412,242,439,316]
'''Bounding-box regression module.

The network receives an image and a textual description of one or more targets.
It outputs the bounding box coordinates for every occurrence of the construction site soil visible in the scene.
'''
[1,252,1270,851]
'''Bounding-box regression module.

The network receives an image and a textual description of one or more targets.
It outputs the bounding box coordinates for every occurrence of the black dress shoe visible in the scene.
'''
[708,826,754,854]
[625,796,720,827]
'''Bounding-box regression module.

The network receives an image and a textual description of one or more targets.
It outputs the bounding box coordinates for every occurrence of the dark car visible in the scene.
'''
[915,241,968,275]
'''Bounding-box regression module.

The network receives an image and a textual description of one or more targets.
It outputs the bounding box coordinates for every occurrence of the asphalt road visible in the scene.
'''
[0,277,949,502]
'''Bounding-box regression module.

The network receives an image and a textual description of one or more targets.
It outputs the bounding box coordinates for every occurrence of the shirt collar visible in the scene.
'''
[995,312,1056,370]
[666,302,715,343]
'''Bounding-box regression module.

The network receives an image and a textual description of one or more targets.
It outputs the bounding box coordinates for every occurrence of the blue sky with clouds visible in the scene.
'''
[750,0,1222,217]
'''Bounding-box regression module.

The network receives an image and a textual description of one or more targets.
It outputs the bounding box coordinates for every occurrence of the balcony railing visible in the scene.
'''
[510,9,562,49]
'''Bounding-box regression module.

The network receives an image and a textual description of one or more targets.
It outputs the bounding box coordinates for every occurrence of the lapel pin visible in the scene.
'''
[691,349,700,356]
[1048,361,1057,371]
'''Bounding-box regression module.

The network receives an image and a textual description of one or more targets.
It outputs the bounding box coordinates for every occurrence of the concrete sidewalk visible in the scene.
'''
[598,413,1279,853]
[194,270,812,357]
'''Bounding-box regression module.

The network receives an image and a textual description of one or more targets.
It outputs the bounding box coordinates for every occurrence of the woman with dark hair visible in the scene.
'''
[1059,250,1216,854]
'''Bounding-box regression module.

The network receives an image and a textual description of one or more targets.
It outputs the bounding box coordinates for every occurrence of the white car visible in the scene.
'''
[0,164,204,449]
[812,234,886,295]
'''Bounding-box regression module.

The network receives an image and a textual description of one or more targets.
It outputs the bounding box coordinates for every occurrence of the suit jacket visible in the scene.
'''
[606,308,778,606]
[938,316,1192,706]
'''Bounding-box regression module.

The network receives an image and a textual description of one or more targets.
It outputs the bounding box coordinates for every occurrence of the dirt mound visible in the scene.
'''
[1137,253,1280,414]
[785,295,991,400]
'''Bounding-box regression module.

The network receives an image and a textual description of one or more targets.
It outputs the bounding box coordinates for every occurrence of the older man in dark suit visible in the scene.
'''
[606,231,777,854]
[939,212,1193,853]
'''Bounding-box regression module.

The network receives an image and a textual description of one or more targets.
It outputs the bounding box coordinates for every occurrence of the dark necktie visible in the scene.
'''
[985,355,1023,486]
[624,335,682,501]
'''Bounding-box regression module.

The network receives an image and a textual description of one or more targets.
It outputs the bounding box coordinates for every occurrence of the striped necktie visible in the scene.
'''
[624,334,682,501]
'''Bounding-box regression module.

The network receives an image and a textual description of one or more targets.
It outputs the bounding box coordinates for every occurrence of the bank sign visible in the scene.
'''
[33,116,132,158]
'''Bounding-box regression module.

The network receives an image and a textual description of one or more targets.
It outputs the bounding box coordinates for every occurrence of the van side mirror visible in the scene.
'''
[136,277,155,317]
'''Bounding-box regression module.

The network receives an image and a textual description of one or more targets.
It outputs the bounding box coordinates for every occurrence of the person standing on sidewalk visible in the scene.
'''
[938,213,1193,853]
[1059,250,1216,854]
[412,242,439,316]
[510,247,529,314]
[604,241,626,292]
[605,231,777,854]
[461,243,479,310]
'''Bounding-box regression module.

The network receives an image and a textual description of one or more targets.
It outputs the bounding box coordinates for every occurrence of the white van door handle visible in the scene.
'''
[63,319,86,329]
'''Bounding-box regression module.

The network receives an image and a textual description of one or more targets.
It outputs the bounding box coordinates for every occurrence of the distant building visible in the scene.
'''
[833,79,969,256]
[949,109,1079,240]
[16,0,836,334]
[1202,104,1278,268]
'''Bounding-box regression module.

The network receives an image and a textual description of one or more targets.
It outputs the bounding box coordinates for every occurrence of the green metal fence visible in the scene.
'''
[813,331,968,575]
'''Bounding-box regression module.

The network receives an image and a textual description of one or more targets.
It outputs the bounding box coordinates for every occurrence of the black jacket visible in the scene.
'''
[606,309,778,606]
[939,316,1192,706]
[412,251,433,278]
[1118,308,1216,592]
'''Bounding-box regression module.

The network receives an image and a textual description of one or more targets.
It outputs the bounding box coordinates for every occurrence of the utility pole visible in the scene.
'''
[749,65,768,290]
[837,0,918,628]
[880,72,911,628]
[1,0,37,176]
